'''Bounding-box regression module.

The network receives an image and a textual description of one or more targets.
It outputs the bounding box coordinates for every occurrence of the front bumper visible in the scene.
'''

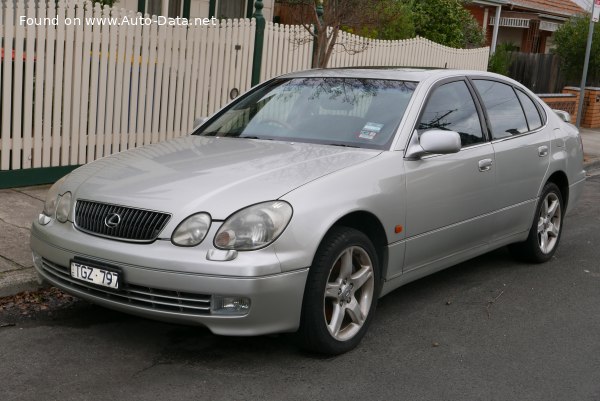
[30,221,309,336]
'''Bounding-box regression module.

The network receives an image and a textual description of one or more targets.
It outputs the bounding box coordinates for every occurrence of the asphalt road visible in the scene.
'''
[1,176,600,401]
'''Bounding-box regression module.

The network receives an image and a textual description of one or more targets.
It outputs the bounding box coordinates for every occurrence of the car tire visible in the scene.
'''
[297,226,380,355]
[509,182,564,263]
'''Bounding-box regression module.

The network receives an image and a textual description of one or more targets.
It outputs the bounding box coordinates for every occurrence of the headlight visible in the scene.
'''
[43,176,68,218]
[55,192,72,223]
[214,201,293,251]
[171,213,212,246]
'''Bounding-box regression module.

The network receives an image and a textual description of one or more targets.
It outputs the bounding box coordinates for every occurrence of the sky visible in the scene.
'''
[572,0,593,12]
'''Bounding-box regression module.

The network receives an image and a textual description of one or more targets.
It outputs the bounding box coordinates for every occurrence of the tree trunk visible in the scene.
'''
[322,27,339,68]
[313,27,337,68]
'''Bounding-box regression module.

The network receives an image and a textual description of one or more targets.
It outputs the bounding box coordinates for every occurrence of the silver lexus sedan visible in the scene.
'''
[31,69,586,355]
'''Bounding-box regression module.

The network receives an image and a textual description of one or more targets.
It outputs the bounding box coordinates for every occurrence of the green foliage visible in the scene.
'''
[488,43,516,75]
[367,1,416,40]
[342,0,483,47]
[501,42,519,52]
[411,0,485,48]
[552,16,600,85]
[460,13,486,48]
[279,0,486,67]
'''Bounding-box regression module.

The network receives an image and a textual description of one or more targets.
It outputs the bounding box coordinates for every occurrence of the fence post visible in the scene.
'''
[251,0,265,86]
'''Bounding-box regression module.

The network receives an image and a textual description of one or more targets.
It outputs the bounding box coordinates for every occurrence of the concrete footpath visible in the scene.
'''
[1,129,600,298]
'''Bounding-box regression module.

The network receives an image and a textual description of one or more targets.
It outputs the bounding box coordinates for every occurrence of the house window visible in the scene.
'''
[218,0,248,19]
[143,0,184,18]
[146,0,162,16]
[168,0,183,17]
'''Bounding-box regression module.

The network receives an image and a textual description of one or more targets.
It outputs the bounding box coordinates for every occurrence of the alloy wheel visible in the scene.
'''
[537,192,562,254]
[323,246,375,342]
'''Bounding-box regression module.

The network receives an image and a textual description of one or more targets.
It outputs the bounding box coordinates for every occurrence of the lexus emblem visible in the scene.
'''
[104,213,122,229]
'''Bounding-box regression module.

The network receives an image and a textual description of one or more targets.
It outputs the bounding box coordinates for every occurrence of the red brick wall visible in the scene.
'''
[465,4,493,47]
[466,5,485,25]
[539,95,577,115]
[582,89,600,128]
[562,87,600,128]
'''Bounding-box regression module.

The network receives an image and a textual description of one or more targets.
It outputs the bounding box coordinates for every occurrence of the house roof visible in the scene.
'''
[509,1,586,17]
[572,0,593,10]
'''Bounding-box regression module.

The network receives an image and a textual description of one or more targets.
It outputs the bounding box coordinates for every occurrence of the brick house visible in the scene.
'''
[465,0,586,53]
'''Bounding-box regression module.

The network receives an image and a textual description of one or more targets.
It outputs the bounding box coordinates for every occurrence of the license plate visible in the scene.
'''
[70,261,120,289]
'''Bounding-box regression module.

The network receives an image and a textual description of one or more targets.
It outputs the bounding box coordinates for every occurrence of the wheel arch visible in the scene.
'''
[323,211,389,282]
[545,170,569,210]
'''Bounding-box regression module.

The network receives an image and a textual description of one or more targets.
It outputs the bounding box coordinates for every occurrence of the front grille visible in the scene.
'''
[41,259,211,315]
[74,200,171,242]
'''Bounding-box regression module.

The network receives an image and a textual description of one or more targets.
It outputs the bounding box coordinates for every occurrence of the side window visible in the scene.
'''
[418,81,485,147]
[516,90,543,131]
[473,80,528,139]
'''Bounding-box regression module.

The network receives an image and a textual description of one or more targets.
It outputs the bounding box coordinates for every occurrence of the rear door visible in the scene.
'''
[471,79,551,242]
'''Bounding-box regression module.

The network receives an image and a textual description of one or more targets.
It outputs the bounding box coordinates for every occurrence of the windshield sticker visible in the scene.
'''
[359,122,384,140]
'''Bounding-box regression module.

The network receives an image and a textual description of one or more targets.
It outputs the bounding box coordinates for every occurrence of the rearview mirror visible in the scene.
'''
[405,129,461,160]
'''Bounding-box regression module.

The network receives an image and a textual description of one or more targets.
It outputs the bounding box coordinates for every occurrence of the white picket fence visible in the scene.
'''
[259,24,491,82]
[260,22,313,82]
[0,0,490,173]
[329,32,490,71]
[0,0,255,171]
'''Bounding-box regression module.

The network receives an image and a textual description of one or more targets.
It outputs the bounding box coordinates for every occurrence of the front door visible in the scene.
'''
[403,78,496,273]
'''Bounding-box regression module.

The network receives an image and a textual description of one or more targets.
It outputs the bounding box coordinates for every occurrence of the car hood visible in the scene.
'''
[68,136,380,219]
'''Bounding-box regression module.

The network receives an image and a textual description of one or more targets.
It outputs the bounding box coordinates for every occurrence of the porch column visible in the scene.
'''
[483,7,489,35]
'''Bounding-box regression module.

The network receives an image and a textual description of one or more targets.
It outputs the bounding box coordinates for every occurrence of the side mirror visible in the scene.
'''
[553,109,571,123]
[193,117,208,130]
[405,129,461,160]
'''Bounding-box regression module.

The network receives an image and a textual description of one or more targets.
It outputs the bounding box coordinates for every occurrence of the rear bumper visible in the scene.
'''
[567,176,586,215]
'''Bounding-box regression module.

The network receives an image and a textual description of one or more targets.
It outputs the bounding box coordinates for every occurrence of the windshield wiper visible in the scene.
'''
[326,143,359,148]
[240,136,272,140]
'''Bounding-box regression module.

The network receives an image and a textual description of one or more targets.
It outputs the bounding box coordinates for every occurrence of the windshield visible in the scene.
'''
[195,77,417,150]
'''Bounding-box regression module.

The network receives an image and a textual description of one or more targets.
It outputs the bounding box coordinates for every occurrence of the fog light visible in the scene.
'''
[38,213,51,225]
[211,295,251,316]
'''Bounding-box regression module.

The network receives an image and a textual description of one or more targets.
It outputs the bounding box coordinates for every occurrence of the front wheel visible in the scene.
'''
[298,227,380,355]
[509,182,564,263]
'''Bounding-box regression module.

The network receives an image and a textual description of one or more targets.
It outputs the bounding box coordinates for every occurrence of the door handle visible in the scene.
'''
[538,145,549,157]
[478,158,493,172]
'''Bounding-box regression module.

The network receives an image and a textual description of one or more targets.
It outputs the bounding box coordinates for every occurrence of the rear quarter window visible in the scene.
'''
[516,90,543,131]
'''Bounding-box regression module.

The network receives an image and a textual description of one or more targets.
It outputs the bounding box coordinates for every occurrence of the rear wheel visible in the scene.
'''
[298,227,380,355]
[509,182,563,263]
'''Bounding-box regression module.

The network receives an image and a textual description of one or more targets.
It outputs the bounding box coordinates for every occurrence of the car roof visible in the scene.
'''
[279,68,503,83]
